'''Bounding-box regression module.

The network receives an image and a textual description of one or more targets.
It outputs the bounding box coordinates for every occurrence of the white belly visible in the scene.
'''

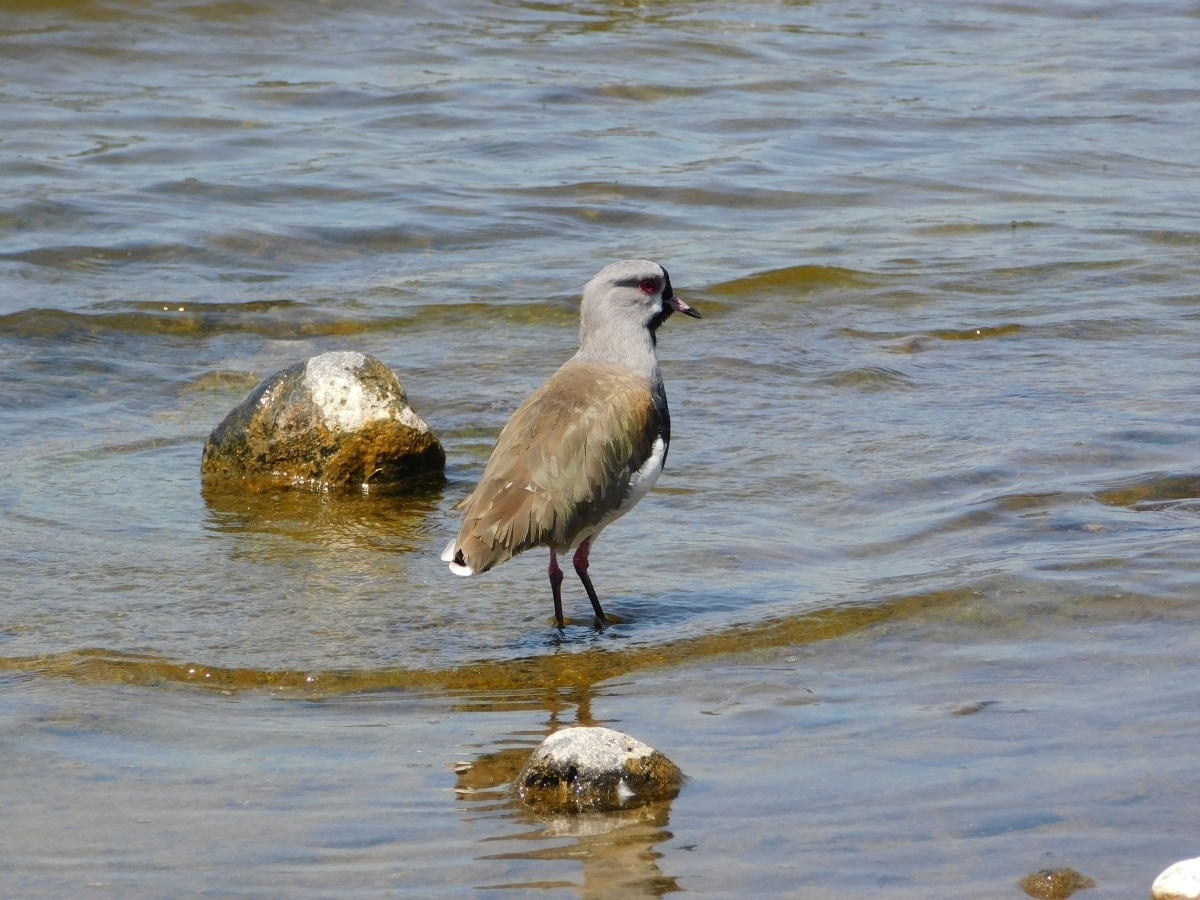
[569,436,665,549]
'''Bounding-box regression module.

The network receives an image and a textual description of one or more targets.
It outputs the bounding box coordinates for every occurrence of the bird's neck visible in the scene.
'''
[574,322,662,383]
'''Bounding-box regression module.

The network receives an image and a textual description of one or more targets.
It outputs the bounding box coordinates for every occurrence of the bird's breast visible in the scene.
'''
[619,435,667,515]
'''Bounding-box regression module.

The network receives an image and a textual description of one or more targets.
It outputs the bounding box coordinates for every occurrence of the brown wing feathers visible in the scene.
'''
[453,363,660,574]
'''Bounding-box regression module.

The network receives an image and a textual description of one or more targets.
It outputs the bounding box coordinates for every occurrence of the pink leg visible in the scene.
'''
[548,549,565,628]
[572,539,607,622]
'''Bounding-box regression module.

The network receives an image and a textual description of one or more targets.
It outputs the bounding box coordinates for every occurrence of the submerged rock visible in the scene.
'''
[1154,857,1200,900]
[1017,868,1095,899]
[517,726,683,813]
[201,351,444,490]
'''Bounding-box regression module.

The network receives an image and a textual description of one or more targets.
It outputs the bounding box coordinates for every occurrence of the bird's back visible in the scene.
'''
[449,359,664,575]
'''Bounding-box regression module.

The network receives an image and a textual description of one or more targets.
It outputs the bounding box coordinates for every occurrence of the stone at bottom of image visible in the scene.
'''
[517,726,683,813]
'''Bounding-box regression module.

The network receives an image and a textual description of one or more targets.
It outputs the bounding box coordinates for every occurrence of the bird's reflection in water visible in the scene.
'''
[455,686,681,897]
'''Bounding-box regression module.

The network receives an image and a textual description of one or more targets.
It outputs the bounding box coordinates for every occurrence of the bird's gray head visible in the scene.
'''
[578,260,701,363]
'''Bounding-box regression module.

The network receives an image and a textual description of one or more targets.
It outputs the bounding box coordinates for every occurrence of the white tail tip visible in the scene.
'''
[441,538,474,576]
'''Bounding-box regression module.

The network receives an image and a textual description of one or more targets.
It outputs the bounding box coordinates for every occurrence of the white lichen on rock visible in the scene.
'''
[304,351,428,433]
[397,403,429,433]
[536,726,655,773]
[1154,857,1200,900]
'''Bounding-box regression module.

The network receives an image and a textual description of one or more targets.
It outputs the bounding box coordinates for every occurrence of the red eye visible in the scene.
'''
[639,278,657,294]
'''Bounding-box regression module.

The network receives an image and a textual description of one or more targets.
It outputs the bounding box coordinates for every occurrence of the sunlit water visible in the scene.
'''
[3,0,1200,896]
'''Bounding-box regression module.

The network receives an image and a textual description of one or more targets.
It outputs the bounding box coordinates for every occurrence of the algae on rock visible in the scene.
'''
[517,726,684,813]
[202,351,444,491]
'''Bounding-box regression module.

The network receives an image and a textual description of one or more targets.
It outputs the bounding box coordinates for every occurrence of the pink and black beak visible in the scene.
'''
[648,267,701,338]
[665,293,702,318]
[662,268,702,319]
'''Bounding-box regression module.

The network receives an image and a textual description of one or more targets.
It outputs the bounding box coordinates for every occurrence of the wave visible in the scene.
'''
[0,588,963,694]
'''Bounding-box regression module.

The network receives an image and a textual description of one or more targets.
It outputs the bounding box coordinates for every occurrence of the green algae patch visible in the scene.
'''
[709,264,873,298]
[1018,868,1096,899]
[0,588,968,697]
[1095,473,1200,510]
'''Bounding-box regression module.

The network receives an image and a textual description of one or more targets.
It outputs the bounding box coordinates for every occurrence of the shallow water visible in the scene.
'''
[3,0,1200,895]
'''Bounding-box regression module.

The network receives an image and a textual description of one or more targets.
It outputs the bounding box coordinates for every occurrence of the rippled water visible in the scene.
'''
[3,0,1200,896]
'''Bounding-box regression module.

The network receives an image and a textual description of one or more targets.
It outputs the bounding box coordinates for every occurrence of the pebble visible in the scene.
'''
[1153,857,1200,900]
[1017,868,1095,899]
[517,726,684,813]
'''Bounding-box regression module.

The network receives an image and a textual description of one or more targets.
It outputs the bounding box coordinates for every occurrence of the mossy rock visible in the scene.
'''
[201,351,444,491]
[517,727,684,813]
[1018,868,1095,899]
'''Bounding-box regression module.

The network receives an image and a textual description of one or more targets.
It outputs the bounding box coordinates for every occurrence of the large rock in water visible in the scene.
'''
[201,351,444,490]
[517,727,684,813]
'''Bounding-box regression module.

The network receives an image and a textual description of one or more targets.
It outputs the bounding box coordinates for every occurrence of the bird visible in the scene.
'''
[441,259,701,628]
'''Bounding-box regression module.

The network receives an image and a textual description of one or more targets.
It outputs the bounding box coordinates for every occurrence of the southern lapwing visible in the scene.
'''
[441,259,701,628]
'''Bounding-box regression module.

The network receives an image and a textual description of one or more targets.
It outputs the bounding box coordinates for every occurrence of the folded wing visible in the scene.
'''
[450,362,662,575]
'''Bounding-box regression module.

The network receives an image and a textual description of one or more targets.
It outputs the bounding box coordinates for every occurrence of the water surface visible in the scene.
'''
[3,0,1200,895]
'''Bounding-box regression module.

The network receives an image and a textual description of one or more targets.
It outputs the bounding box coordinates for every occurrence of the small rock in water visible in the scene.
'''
[1017,868,1096,899]
[952,700,1000,716]
[1153,857,1200,900]
[517,726,683,813]
[201,351,444,490]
